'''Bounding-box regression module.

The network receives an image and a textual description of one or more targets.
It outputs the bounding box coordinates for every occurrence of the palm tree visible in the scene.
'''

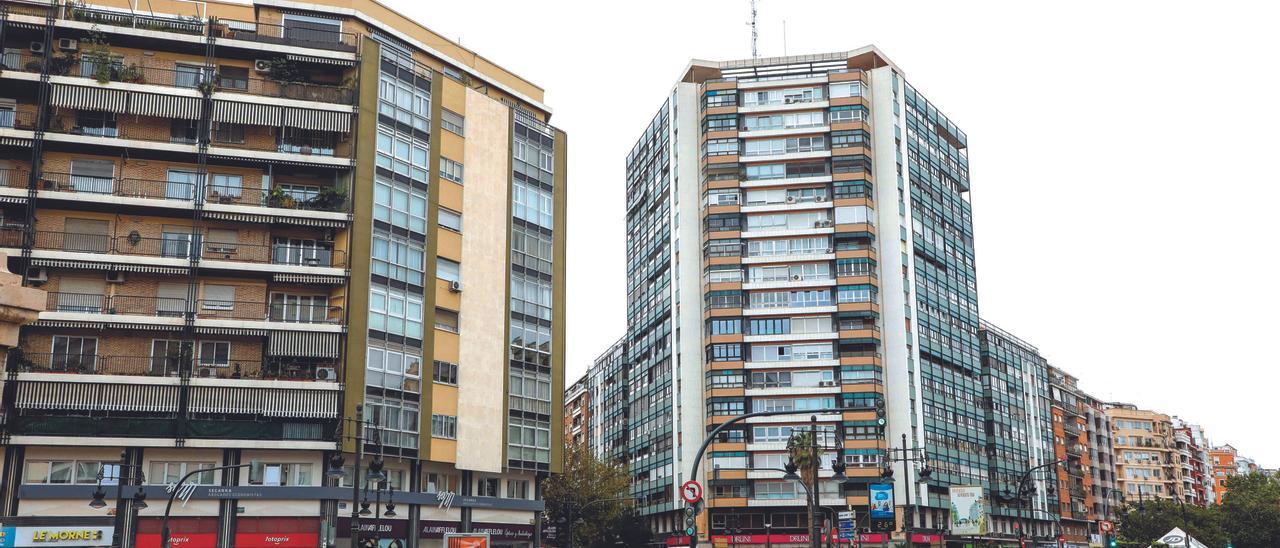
[787,430,825,539]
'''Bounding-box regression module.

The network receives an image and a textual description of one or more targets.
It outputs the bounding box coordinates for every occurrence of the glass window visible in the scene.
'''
[441,109,464,135]
[437,258,461,283]
[431,414,458,439]
[440,157,464,184]
[371,233,425,286]
[435,308,459,333]
[438,208,462,232]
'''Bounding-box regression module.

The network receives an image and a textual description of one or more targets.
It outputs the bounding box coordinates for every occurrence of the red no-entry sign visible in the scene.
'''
[681,480,703,504]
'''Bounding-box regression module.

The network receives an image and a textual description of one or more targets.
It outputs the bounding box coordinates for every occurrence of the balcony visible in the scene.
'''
[13,171,348,215]
[64,4,205,35]
[41,114,351,167]
[0,229,346,270]
[0,52,355,106]
[45,292,342,326]
[210,19,359,52]
[14,352,333,382]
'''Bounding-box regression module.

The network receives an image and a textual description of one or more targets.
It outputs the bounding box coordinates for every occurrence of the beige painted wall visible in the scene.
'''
[454,88,510,474]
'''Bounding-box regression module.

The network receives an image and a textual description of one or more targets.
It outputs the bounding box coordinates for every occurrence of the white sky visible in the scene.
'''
[390,0,1280,465]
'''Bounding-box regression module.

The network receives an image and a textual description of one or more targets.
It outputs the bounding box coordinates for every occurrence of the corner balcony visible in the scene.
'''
[0,229,346,278]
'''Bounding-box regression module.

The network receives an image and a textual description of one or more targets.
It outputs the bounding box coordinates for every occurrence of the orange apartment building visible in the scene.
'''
[0,0,566,547]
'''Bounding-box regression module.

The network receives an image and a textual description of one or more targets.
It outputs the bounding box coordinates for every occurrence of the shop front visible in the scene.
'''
[419,520,534,548]
[0,525,115,548]
[135,517,219,548]
[335,517,410,548]
[664,533,891,548]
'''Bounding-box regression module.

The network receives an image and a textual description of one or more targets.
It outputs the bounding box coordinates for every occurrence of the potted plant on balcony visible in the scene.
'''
[118,63,145,84]
[306,186,347,211]
[267,187,296,208]
[6,347,34,372]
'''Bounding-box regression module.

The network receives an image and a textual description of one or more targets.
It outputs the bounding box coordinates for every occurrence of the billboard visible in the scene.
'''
[868,483,895,520]
[444,534,489,548]
[948,485,988,536]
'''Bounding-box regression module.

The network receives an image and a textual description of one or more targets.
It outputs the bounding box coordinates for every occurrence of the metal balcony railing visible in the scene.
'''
[210,19,359,52]
[46,292,343,324]
[1,229,346,267]
[13,351,333,381]
[45,116,352,159]
[24,172,347,212]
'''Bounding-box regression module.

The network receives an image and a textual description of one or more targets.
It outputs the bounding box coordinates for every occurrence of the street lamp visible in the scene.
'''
[86,453,149,548]
[881,435,931,543]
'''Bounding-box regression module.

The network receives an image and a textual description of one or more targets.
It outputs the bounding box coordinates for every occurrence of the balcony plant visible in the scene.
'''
[305,186,347,211]
[267,186,297,209]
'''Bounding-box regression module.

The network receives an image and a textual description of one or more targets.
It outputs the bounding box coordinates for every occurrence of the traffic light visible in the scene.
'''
[874,397,886,431]
[1107,535,1117,548]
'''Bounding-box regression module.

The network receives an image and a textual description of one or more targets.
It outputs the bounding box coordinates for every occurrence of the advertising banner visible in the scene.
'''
[0,526,114,548]
[947,485,988,536]
[444,533,489,548]
[868,483,894,520]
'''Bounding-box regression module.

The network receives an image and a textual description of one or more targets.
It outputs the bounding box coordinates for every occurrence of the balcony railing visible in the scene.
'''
[13,352,333,381]
[46,292,343,324]
[0,108,37,130]
[66,5,205,35]
[210,19,359,52]
[46,116,352,159]
[27,172,347,212]
[1,229,346,267]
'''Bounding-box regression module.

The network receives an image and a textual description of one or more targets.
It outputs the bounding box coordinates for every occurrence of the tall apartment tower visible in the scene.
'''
[1046,367,1119,531]
[622,47,978,541]
[0,0,564,546]
[977,322,1056,541]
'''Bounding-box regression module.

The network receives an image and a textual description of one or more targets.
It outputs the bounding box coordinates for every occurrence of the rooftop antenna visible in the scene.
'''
[749,0,759,58]
[782,20,787,56]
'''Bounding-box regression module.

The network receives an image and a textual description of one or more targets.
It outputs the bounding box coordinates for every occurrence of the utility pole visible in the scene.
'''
[808,416,820,548]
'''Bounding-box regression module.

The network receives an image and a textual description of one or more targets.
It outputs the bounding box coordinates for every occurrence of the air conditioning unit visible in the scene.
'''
[821,220,834,227]
[26,267,47,282]
[254,59,272,73]
[826,247,835,254]
[197,367,216,378]
[315,367,337,381]
[29,41,44,54]
[106,271,126,283]
[449,280,463,293]
[56,38,78,51]
[819,380,835,387]
[791,274,802,281]
[815,196,827,202]
[785,196,797,204]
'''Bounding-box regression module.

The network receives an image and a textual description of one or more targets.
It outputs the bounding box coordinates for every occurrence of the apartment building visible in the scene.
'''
[1107,405,1181,504]
[564,337,628,461]
[565,376,592,450]
[617,47,981,546]
[977,322,1056,543]
[1047,367,1119,547]
[1171,418,1214,506]
[0,0,564,547]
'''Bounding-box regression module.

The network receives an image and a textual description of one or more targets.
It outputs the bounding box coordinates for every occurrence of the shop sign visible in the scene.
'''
[134,532,217,548]
[420,521,534,541]
[444,534,488,548]
[909,533,943,543]
[233,532,319,548]
[0,526,114,547]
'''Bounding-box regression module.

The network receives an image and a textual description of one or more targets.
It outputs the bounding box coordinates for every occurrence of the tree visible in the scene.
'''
[543,445,632,548]
[786,430,824,536]
[598,510,654,548]
[1220,472,1280,548]
[1116,498,1227,547]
